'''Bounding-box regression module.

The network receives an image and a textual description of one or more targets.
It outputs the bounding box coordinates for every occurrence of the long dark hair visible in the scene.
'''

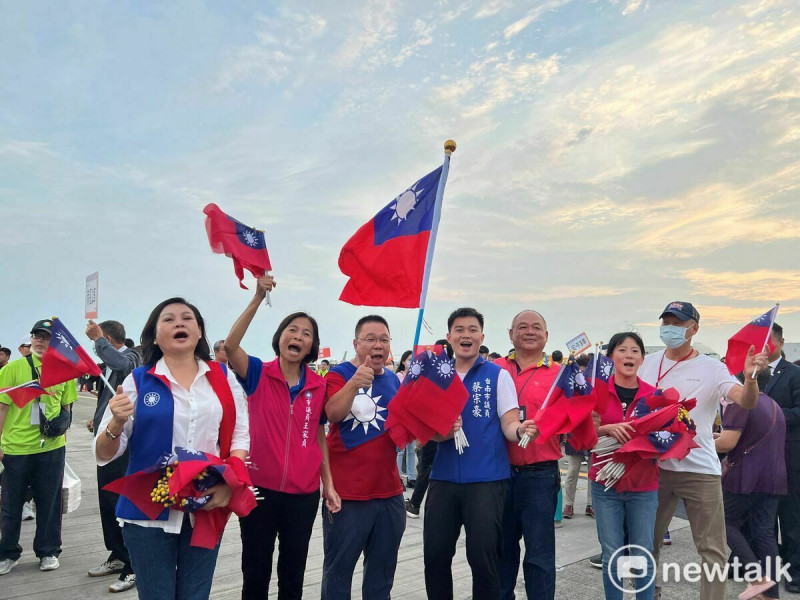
[140,297,211,366]
[272,312,320,364]
[396,350,413,373]
[605,332,646,357]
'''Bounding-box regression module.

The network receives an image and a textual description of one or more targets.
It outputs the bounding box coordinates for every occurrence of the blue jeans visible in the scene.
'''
[499,463,560,600]
[122,513,221,600]
[396,443,416,481]
[592,481,658,600]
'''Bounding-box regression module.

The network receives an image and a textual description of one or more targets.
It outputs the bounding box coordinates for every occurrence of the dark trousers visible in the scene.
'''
[410,441,437,508]
[97,450,133,576]
[423,479,508,600]
[321,495,406,600]
[499,463,560,600]
[779,469,800,579]
[0,447,65,561]
[725,492,781,598]
[239,487,320,600]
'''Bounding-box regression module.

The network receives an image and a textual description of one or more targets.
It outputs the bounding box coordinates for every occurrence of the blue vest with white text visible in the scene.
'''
[431,357,511,483]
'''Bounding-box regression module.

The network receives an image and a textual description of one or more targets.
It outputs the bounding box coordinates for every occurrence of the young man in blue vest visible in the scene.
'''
[423,308,537,600]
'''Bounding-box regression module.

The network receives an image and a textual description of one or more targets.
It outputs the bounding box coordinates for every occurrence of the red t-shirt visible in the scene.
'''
[325,371,403,501]
[588,376,659,492]
[495,356,563,465]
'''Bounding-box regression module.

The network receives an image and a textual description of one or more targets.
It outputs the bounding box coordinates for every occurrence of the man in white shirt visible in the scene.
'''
[638,301,767,600]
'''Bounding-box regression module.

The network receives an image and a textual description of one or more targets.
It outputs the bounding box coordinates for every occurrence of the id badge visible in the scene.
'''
[30,401,41,425]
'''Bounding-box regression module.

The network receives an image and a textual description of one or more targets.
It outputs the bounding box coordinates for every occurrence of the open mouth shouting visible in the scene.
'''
[173,330,190,341]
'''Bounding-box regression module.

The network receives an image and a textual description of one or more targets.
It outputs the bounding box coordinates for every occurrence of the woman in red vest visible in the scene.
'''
[225,276,341,600]
[589,332,658,600]
[94,297,250,600]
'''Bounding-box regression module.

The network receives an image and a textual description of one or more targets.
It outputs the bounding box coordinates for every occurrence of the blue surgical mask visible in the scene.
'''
[659,325,690,349]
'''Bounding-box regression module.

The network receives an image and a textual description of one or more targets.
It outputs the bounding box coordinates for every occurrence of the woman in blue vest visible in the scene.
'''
[94,297,250,600]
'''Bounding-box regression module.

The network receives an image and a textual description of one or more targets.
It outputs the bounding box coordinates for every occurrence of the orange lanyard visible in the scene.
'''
[656,348,694,386]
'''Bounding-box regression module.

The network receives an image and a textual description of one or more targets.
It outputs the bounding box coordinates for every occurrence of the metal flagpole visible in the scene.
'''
[412,140,456,350]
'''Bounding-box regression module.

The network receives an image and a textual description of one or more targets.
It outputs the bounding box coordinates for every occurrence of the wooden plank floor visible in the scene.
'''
[2,393,667,599]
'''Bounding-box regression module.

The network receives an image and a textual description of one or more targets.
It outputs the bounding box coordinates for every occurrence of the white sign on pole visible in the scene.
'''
[566,332,591,355]
[85,272,99,319]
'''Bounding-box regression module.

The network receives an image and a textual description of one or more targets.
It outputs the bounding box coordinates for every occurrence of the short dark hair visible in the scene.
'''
[320,359,330,367]
[0,347,11,357]
[488,352,501,360]
[272,312,320,364]
[479,345,489,355]
[124,338,135,349]
[772,322,783,338]
[396,350,413,373]
[575,353,591,367]
[355,315,390,338]
[606,332,646,357]
[213,339,225,352]
[140,297,211,366]
[447,307,484,331]
[551,350,563,363]
[99,320,126,344]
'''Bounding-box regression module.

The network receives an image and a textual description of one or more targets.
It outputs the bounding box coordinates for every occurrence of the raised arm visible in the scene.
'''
[225,275,275,378]
[726,346,768,410]
[325,361,375,423]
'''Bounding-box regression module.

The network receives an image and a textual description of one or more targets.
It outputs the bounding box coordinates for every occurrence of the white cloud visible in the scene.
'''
[214,10,327,91]
[334,0,398,69]
[503,0,572,39]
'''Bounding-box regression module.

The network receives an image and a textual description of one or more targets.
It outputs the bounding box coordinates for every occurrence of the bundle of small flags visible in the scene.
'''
[104,447,257,548]
[592,389,699,491]
[384,348,470,453]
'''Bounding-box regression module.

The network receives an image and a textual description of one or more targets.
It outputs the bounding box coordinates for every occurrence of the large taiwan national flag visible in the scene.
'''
[339,167,442,307]
[203,203,272,289]
[725,306,778,375]
[39,318,102,388]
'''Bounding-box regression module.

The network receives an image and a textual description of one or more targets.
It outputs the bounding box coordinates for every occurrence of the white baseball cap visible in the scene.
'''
[19,334,31,347]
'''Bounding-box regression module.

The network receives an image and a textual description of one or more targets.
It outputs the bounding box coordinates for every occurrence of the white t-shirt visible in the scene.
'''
[638,350,739,476]
[457,368,519,417]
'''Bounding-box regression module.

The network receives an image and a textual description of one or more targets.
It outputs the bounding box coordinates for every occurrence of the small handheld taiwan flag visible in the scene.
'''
[726,305,778,376]
[39,318,102,388]
[0,381,50,409]
[203,203,272,289]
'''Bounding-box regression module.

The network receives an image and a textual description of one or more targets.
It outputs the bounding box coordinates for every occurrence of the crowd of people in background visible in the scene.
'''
[1,286,799,600]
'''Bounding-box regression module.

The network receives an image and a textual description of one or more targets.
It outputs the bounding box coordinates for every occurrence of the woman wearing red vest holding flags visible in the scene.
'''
[225,275,340,600]
[589,332,658,600]
[94,297,250,600]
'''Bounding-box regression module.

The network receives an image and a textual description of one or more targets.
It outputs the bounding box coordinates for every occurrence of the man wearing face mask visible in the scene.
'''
[638,302,767,600]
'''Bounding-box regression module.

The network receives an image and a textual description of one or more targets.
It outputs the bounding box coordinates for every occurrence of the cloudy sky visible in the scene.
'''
[1,0,798,363]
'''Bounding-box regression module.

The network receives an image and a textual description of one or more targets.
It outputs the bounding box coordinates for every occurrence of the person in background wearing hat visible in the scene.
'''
[17,336,31,358]
[0,319,78,576]
[638,302,768,600]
